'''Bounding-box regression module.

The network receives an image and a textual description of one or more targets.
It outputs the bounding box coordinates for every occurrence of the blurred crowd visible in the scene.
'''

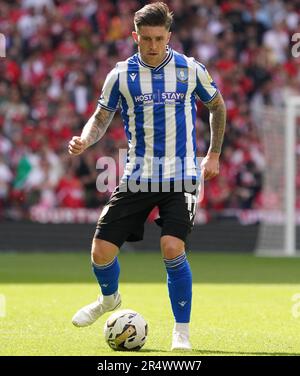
[0,0,300,221]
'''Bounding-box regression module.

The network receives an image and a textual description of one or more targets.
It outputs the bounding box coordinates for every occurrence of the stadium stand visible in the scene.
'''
[0,0,299,222]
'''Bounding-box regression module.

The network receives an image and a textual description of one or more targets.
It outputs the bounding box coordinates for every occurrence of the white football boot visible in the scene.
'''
[171,330,192,351]
[72,292,121,327]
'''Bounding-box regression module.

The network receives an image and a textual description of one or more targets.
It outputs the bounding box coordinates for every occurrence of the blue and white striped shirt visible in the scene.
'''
[98,47,218,182]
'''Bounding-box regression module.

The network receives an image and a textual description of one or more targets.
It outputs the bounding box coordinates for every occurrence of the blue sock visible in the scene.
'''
[92,257,120,296]
[164,252,192,323]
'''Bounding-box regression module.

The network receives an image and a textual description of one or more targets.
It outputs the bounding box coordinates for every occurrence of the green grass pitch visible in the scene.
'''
[0,252,300,356]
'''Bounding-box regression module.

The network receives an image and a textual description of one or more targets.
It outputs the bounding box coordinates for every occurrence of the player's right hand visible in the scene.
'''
[68,136,87,156]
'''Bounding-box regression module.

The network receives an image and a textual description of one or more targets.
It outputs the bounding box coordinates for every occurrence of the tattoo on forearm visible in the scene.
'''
[81,107,114,147]
[205,93,226,154]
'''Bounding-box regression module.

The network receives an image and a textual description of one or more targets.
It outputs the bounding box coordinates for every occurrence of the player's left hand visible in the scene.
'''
[201,153,220,180]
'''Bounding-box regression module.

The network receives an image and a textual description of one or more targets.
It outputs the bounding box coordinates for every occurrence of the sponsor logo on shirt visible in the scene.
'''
[134,92,186,105]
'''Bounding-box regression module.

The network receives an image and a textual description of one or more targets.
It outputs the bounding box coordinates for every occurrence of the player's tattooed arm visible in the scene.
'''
[204,92,226,155]
[81,106,115,148]
[68,107,114,155]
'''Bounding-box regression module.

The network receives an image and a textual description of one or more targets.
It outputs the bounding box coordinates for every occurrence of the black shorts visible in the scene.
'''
[94,180,199,248]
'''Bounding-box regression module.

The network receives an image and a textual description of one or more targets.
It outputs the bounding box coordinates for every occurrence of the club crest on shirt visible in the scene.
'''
[176,67,188,83]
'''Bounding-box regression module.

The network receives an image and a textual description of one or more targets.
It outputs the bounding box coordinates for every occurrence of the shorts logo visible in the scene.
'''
[184,192,197,222]
[176,68,188,83]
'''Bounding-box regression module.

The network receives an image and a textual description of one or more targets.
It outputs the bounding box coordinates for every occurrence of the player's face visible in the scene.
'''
[132,26,171,67]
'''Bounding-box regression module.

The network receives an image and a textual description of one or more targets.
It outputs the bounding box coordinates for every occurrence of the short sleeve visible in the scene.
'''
[194,61,218,103]
[98,67,120,112]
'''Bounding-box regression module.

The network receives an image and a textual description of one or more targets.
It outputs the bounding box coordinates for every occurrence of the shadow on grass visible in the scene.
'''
[102,348,168,355]
[135,348,168,354]
[190,349,300,356]
[1,252,300,284]
[108,348,300,356]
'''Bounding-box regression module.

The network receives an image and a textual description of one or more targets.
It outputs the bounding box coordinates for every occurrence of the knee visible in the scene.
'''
[91,238,119,265]
[161,235,185,260]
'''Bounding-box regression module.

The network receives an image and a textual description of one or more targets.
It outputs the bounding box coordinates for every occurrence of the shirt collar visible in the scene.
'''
[137,46,173,71]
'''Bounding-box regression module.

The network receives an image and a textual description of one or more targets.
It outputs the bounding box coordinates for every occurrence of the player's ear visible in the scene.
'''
[166,31,171,44]
[132,31,138,44]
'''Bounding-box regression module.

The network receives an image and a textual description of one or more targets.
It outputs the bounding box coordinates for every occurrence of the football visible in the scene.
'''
[104,309,148,351]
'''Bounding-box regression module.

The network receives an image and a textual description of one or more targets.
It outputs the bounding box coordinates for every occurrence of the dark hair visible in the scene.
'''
[134,2,173,31]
